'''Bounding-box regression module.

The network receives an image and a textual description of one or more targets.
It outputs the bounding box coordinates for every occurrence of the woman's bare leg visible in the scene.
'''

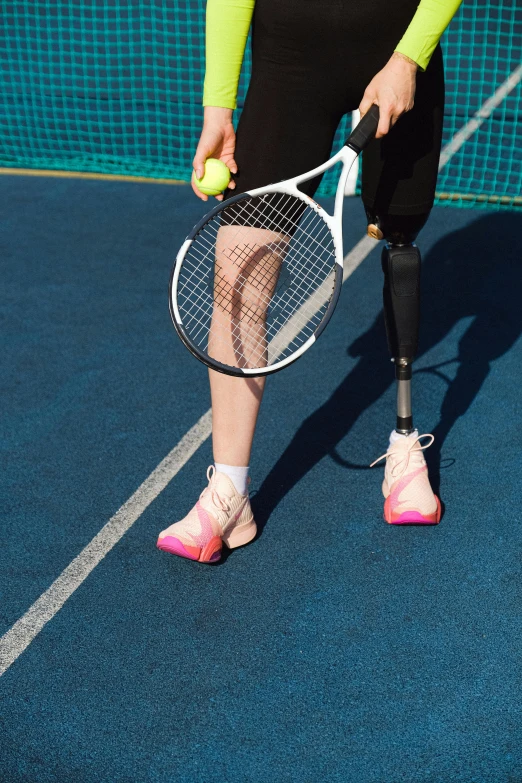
[208,224,288,467]
[210,372,265,466]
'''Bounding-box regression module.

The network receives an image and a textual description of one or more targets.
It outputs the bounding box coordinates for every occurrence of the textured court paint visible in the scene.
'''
[1,177,522,781]
[0,410,212,676]
[0,231,371,677]
[0,97,495,674]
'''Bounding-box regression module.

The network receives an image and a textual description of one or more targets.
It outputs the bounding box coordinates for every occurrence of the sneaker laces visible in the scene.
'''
[370,433,435,478]
[200,465,231,520]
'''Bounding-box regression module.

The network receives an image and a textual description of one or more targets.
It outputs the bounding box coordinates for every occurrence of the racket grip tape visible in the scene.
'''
[345,104,380,153]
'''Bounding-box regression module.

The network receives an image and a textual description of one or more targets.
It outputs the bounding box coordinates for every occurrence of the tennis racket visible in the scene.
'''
[170,104,379,377]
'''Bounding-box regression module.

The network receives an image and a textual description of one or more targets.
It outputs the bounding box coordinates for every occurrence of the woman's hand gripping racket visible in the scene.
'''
[170,104,380,377]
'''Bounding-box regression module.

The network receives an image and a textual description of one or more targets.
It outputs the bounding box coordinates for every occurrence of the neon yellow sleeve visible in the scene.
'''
[395,0,463,70]
[202,0,462,107]
[203,0,255,109]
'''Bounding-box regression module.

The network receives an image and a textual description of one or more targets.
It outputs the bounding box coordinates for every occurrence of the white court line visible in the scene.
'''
[438,62,522,171]
[0,411,212,676]
[268,234,376,361]
[0,237,370,677]
[343,234,377,282]
[1,66,518,676]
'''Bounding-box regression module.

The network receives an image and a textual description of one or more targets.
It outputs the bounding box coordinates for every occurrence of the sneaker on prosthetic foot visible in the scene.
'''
[157,466,257,563]
[370,432,441,525]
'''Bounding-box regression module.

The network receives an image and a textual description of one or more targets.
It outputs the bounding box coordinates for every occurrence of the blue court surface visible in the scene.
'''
[1,174,521,782]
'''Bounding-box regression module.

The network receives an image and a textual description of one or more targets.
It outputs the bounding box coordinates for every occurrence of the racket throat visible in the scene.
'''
[333,153,357,223]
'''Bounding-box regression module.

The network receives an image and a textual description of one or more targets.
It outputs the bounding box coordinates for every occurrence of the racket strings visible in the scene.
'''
[176,193,337,370]
[191,192,331,273]
[184,207,334,317]
[180,212,334,366]
[181,252,331,366]
[214,240,289,324]
[179,193,332,293]
[212,239,290,368]
[181,215,332,343]
[185,242,329,354]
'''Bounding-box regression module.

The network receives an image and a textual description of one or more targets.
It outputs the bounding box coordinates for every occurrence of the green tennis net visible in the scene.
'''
[1,1,520,208]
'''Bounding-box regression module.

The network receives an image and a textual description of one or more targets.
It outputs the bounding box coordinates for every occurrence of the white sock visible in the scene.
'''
[389,428,418,446]
[214,463,249,495]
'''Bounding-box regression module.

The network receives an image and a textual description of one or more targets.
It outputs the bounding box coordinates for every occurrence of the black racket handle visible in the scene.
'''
[345,104,380,153]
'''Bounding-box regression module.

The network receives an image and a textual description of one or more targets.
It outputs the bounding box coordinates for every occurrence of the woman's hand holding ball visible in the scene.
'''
[192,106,237,201]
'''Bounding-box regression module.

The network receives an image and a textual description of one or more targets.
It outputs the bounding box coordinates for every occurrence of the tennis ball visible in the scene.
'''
[195,158,231,195]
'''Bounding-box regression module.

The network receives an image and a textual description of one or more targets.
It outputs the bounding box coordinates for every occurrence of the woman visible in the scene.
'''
[157,0,462,563]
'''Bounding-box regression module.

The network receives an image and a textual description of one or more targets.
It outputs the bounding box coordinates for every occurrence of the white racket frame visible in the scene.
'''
[170,106,379,376]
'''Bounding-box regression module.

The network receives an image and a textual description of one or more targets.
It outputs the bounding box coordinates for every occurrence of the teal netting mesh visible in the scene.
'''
[1,1,520,207]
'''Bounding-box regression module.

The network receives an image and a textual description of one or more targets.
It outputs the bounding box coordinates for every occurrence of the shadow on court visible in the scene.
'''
[252,211,522,532]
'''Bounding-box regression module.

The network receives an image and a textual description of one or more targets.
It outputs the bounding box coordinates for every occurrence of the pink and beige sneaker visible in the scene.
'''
[370,432,441,525]
[157,466,257,563]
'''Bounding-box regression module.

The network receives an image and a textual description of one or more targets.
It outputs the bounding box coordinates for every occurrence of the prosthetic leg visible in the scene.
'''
[366,209,441,524]
[366,210,429,434]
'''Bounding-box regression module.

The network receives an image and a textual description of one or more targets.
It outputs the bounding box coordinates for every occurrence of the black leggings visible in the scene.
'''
[229,0,445,216]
